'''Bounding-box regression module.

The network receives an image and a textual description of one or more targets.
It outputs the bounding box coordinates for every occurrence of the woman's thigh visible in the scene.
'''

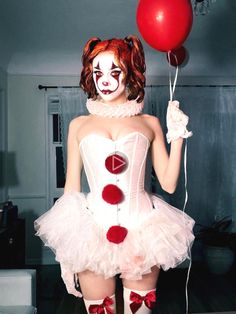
[122,266,160,290]
[78,270,116,300]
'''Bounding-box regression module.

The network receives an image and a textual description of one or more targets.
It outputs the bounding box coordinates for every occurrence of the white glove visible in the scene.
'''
[166,100,193,144]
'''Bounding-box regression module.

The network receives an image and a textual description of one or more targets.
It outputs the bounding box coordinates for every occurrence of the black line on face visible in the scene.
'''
[94,62,101,70]
[111,71,121,83]
[111,62,119,70]
[93,62,102,84]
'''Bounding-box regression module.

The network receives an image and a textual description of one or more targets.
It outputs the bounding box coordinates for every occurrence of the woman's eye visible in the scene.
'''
[94,71,103,77]
[111,71,121,77]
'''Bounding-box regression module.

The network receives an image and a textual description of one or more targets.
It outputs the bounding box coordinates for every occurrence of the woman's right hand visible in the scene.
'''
[166,100,192,144]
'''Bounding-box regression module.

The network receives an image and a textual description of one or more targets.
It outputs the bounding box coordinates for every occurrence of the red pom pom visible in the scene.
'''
[102,184,124,204]
[106,225,128,244]
[105,153,127,174]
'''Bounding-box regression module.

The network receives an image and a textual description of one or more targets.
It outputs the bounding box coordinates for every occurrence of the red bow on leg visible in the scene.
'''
[89,296,114,314]
[130,290,156,314]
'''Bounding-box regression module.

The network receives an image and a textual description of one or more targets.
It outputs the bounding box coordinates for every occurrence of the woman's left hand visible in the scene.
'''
[166,100,193,143]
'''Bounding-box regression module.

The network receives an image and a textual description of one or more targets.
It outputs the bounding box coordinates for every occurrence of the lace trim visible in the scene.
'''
[86,98,144,118]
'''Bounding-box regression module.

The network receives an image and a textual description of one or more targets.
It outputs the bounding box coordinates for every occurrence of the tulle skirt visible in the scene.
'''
[34,191,195,297]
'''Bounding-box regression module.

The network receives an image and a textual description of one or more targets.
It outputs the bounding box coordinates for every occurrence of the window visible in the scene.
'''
[48,96,65,205]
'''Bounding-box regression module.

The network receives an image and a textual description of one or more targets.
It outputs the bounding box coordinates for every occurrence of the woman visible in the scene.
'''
[35,35,194,314]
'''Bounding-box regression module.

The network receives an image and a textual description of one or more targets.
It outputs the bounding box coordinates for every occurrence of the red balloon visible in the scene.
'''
[166,46,187,66]
[136,0,193,52]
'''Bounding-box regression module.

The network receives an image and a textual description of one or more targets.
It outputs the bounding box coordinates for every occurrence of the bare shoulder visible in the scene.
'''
[69,115,90,132]
[141,113,162,130]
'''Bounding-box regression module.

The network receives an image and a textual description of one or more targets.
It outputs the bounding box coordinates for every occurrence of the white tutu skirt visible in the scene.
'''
[34,191,195,297]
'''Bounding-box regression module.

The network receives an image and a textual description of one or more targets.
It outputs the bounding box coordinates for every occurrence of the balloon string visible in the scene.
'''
[167,51,191,314]
[167,51,179,101]
[183,139,191,314]
[183,140,188,213]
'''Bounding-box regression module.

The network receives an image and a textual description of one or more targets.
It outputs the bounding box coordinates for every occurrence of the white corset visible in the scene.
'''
[79,131,154,229]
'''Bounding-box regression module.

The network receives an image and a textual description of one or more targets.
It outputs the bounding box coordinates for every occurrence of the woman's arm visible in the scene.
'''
[150,116,183,194]
[64,117,84,193]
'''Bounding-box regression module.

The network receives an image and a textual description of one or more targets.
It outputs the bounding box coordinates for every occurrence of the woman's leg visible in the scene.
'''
[122,266,160,314]
[78,270,116,313]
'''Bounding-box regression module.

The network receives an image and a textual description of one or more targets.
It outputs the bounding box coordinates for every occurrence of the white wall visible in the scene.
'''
[0,32,12,71]
[7,74,79,264]
[0,67,7,88]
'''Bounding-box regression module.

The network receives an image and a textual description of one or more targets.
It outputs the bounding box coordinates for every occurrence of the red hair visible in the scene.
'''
[80,35,146,102]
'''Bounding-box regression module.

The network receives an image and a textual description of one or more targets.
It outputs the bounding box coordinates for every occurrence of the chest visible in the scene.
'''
[78,115,153,142]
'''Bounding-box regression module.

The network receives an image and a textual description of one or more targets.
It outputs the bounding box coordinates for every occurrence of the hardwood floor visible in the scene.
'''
[35,262,236,314]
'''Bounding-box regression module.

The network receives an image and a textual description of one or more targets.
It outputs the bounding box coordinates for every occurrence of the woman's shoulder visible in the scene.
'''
[140,114,163,138]
[140,113,160,125]
[68,115,90,136]
[69,115,89,127]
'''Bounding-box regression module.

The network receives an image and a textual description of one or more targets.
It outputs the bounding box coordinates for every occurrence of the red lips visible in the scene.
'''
[101,90,113,95]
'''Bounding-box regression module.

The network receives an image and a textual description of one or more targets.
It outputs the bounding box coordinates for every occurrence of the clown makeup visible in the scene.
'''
[92,51,126,104]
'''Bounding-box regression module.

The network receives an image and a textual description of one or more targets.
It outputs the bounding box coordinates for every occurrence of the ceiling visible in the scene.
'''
[0,0,236,78]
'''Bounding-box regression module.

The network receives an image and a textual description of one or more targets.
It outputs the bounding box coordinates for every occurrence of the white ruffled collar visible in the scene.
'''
[86,98,144,118]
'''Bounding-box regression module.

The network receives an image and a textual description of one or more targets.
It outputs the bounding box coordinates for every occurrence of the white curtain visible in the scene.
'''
[58,88,88,191]
[58,88,87,168]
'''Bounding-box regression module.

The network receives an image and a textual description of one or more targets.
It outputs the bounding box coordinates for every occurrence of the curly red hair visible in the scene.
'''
[80,35,146,102]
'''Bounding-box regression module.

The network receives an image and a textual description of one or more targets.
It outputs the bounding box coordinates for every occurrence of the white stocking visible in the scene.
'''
[123,287,156,314]
[83,294,116,314]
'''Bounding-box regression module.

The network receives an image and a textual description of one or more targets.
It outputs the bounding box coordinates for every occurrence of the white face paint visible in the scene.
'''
[92,51,126,104]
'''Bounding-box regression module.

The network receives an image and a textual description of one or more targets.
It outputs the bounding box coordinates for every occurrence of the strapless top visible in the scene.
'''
[79,132,154,229]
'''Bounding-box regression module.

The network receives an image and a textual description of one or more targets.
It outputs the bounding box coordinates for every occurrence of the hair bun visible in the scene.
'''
[124,35,135,48]
[88,37,101,52]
